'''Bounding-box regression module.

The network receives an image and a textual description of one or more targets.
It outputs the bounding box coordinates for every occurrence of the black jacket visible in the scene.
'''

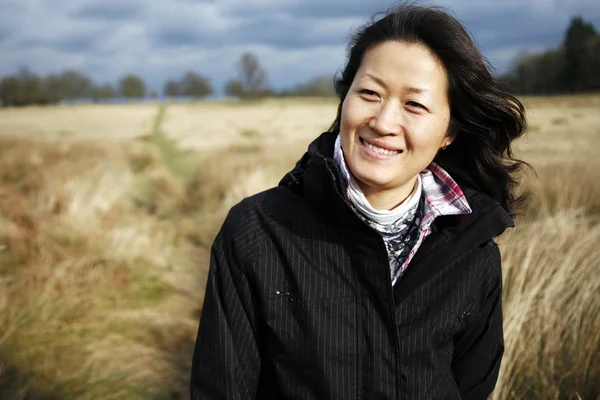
[191,132,513,399]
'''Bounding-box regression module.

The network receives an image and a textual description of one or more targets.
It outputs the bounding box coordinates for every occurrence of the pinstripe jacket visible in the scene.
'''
[191,132,514,400]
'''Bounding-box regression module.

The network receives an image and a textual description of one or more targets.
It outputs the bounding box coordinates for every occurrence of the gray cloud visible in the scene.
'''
[0,0,598,93]
[149,13,357,50]
[70,2,145,20]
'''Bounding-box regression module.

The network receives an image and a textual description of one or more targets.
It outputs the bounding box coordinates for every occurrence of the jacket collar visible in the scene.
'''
[279,131,514,248]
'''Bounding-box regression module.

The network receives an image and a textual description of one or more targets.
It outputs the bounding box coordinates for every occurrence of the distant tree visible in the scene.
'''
[583,37,600,90]
[224,79,244,98]
[0,68,61,106]
[562,16,599,92]
[240,52,268,95]
[4,68,51,105]
[181,71,213,98]
[502,50,566,94]
[164,79,182,97]
[228,52,271,99]
[0,75,23,106]
[43,74,66,103]
[54,70,94,99]
[282,74,336,97]
[119,74,146,98]
[502,15,599,94]
[0,67,117,106]
[91,83,115,101]
[18,67,46,104]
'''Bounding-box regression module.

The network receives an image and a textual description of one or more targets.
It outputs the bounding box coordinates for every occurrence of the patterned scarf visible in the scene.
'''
[333,134,472,285]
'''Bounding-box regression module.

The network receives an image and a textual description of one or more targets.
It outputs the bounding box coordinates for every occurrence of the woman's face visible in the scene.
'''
[340,40,452,209]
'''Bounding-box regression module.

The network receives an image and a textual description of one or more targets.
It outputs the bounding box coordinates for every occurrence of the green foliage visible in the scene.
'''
[163,80,181,97]
[119,74,146,99]
[0,68,52,106]
[180,71,213,97]
[224,79,244,98]
[163,71,214,98]
[503,16,600,94]
[278,74,337,97]
[52,70,94,100]
[0,68,116,107]
[91,83,115,100]
[150,105,197,181]
[224,52,272,99]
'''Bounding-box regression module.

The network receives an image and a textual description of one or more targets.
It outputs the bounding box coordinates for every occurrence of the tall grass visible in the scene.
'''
[491,162,600,399]
[0,117,203,399]
[0,102,598,399]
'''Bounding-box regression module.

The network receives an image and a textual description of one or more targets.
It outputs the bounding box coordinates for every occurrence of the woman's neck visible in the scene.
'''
[359,177,420,211]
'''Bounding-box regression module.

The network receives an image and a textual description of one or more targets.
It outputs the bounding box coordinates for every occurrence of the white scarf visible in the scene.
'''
[347,173,422,224]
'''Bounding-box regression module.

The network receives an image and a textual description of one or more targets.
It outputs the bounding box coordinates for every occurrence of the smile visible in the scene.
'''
[360,138,403,155]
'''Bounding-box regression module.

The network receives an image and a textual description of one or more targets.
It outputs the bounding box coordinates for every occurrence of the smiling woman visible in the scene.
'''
[191,4,527,400]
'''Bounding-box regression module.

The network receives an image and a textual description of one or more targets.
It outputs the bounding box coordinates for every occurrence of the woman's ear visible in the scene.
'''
[441,136,455,150]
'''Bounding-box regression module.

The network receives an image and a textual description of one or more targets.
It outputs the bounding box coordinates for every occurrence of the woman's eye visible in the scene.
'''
[359,89,379,99]
[407,101,426,110]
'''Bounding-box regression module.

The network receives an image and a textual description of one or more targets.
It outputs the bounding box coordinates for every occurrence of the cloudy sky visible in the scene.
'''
[1,0,599,94]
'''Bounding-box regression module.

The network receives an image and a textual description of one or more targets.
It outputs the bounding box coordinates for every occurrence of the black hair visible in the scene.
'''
[330,4,528,216]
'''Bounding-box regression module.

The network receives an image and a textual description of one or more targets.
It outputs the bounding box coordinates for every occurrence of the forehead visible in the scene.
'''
[356,40,448,93]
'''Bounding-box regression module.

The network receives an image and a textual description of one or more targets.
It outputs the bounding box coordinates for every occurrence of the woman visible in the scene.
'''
[191,4,526,399]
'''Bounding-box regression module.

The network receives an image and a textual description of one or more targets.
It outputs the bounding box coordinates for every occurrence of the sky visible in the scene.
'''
[1,0,599,94]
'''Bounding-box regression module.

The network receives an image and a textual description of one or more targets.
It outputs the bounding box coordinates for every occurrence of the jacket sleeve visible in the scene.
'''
[452,244,504,400]
[190,220,261,399]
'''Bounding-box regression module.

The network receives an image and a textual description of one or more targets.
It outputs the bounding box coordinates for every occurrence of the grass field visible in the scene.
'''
[0,95,599,399]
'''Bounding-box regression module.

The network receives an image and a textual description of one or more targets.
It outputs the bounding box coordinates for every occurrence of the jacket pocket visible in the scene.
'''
[262,283,359,399]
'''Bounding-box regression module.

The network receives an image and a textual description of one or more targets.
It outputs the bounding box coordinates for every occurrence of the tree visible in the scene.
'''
[119,74,146,98]
[181,71,213,98]
[164,79,182,97]
[0,67,50,106]
[227,52,271,99]
[0,68,118,107]
[40,74,65,104]
[562,16,598,92]
[18,67,46,104]
[0,76,23,106]
[91,83,115,101]
[281,75,336,97]
[501,15,599,95]
[53,70,94,100]
[224,79,244,98]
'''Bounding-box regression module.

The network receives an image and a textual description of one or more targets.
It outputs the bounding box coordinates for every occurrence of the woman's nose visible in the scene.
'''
[368,102,402,135]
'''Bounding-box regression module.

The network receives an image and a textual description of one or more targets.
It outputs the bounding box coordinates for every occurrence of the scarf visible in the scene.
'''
[334,135,424,283]
[333,134,472,285]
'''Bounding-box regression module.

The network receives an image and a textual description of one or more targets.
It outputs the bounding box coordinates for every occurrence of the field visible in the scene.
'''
[0,96,599,399]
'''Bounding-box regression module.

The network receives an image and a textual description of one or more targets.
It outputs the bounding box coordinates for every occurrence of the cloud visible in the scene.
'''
[70,2,144,21]
[0,0,599,93]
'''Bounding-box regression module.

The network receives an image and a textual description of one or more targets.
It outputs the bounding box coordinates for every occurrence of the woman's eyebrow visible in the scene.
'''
[363,73,428,95]
[363,73,387,88]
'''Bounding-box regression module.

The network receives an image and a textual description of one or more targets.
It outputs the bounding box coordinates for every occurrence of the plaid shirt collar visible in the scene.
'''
[420,162,472,226]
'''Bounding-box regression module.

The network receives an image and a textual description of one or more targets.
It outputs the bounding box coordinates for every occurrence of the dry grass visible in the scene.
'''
[0,96,599,399]
[0,136,205,399]
[495,212,600,400]
[0,104,157,141]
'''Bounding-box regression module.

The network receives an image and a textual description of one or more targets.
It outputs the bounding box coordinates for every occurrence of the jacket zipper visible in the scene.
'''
[326,160,404,398]
[375,235,403,399]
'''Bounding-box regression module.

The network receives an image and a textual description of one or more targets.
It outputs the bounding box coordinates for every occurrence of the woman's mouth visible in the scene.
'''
[360,137,403,155]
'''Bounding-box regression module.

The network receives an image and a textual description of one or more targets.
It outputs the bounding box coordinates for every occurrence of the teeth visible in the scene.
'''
[365,142,400,155]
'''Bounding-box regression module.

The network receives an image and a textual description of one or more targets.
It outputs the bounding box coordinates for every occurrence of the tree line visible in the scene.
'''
[0,69,150,107]
[500,16,599,94]
[1,15,597,107]
[0,51,335,107]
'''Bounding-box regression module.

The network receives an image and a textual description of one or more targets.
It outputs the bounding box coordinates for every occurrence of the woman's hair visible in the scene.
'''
[330,4,528,216]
